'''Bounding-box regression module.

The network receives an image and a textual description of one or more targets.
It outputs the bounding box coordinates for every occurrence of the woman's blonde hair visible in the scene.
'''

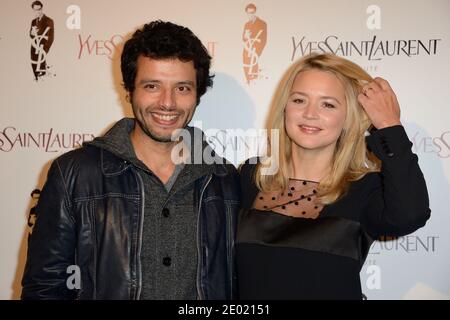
[255,53,381,204]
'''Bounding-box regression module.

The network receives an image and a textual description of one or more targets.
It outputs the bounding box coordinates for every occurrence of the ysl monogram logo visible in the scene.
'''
[31,26,50,73]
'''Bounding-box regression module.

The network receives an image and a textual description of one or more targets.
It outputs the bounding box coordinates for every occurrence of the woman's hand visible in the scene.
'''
[357,77,402,129]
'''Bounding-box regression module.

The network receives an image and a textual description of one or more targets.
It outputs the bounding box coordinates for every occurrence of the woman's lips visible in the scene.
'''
[299,125,322,133]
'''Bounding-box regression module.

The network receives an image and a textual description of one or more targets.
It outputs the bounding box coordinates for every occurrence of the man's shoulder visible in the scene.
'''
[207,162,239,181]
[42,14,54,23]
[223,163,239,176]
[255,17,267,27]
[53,145,101,171]
[238,157,259,175]
[203,163,240,200]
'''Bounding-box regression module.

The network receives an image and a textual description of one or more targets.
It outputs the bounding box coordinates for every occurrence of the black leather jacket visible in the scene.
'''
[21,138,240,299]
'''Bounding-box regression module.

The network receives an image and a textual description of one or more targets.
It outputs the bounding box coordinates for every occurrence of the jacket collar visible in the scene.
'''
[85,118,232,177]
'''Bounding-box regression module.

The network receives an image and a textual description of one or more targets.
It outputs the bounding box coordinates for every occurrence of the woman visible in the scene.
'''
[236,53,430,299]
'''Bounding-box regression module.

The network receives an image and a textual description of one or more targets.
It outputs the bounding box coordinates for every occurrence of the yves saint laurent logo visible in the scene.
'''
[242,3,267,84]
[29,1,55,81]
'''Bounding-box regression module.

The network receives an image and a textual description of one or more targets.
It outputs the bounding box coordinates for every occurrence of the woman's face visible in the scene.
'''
[285,69,347,153]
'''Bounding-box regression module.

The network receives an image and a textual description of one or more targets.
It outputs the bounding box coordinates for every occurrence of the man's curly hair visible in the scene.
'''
[121,20,214,105]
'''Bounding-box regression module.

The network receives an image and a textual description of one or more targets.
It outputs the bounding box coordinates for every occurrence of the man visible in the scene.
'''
[21,21,240,300]
[30,1,54,81]
[242,3,267,84]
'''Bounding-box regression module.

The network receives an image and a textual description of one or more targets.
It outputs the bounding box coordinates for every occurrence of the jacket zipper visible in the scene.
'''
[90,203,97,299]
[226,202,233,299]
[196,174,212,300]
[134,170,145,300]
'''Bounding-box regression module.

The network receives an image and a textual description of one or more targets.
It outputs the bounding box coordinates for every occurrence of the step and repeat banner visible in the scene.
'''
[1,0,449,299]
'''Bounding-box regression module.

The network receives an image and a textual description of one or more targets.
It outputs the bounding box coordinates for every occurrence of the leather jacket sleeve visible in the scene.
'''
[21,159,77,300]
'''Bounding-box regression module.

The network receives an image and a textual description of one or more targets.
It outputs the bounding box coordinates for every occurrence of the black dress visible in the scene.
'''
[236,125,431,300]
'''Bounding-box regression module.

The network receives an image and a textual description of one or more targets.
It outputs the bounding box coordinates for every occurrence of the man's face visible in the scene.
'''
[131,56,197,143]
[246,9,256,22]
[32,5,43,19]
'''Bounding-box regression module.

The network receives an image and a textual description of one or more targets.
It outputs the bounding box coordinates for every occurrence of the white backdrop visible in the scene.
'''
[1,0,449,299]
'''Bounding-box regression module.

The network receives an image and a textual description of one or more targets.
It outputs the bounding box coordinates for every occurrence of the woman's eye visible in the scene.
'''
[292,98,304,104]
[323,102,335,109]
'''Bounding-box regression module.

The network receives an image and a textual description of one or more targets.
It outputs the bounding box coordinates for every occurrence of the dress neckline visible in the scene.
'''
[289,178,319,184]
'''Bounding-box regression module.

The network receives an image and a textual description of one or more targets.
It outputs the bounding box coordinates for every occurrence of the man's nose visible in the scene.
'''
[159,88,175,109]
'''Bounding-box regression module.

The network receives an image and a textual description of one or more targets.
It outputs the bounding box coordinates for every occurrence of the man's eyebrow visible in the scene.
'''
[177,81,196,86]
[137,79,160,85]
[137,80,196,86]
